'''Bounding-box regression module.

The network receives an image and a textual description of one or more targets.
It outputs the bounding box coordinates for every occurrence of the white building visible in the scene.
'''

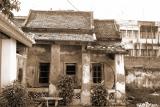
[0,13,34,89]
[118,20,160,57]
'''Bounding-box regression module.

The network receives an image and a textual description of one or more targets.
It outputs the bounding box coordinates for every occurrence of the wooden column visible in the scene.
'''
[50,44,60,83]
[115,54,125,104]
[81,46,91,106]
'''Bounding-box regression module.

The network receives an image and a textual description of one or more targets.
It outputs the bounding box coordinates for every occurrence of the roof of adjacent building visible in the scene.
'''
[23,10,93,30]
[13,16,26,27]
[28,32,95,42]
[94,19,120,41]
[0,13,34,47]
[87,41,126,54]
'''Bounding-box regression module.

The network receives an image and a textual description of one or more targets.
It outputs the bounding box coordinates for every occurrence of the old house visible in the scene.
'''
[16,10,126,105]
[0,13,34,89]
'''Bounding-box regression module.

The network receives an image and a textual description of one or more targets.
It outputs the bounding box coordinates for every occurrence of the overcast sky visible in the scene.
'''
[14,0,160,21]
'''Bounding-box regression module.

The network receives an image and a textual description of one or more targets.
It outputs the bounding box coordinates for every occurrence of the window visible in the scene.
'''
[92,63,102,83]
[66,63,76,75]
[127,30,132,37]
[141,49,158,57]
[39,63,50,84]
[133,30,138,38]
[140,32,156,39]
[120,30,126,38]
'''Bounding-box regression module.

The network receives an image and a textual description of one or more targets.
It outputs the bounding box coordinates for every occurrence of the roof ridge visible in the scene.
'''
[23,9,32,27]
[28,9,93,14]
[94,19,115,22]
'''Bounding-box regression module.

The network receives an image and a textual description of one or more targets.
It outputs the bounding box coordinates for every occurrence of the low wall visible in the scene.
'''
[125,56,160,89]
[126,68,160,89]
[124,56,160,69]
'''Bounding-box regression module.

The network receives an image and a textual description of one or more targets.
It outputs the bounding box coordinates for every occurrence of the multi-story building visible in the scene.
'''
[118,20,160,90]
[118,20,160,57]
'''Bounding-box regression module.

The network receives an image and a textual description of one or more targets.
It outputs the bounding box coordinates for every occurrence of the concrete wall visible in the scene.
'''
[26,44,51,87]
[115,54,125,104]
[26,43,125,105]
[26,44,116,89]
[91,53,115,89]
[50,44,60,84]
[60,45,82,87]
[1,39,17,87]
[124,56,160,69]
[125,56,160,89]
[126,68,160,89]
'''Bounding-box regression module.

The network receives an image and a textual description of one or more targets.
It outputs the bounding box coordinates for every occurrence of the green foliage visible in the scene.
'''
[57,75,74,105]
[91,84,108,106]
[0,81,31,107]
[0,0,20,19]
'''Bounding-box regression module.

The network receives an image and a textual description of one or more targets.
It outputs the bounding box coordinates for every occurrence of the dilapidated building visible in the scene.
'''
[15,10,126,105]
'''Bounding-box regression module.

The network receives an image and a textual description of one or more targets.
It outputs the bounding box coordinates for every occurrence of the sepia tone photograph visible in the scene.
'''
[0,0,160,107]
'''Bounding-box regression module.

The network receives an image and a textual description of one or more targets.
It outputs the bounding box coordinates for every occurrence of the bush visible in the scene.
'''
[57,75,74,105]
[0,81,31,107]
[91,84,108,106]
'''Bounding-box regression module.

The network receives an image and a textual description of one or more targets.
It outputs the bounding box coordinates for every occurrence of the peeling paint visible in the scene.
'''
[115,55,125,75]
[82,64,90,84]
[82,89,90,96]
[116,82,125,93]
[117,74,125,83]
[126,73,136,83]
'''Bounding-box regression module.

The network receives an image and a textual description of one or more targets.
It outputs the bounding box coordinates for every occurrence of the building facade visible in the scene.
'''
[14,10,126,105]
[118,20,160,91]
[0,13,33,90]
[118,20,160,57]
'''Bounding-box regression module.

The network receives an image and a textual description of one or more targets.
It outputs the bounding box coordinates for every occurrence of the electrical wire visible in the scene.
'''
[66,0,79,11]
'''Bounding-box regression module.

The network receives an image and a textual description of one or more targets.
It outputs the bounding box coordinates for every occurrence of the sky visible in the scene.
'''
[14,0,160,21]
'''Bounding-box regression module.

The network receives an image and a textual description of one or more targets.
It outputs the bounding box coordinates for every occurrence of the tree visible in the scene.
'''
[0,0,20,19]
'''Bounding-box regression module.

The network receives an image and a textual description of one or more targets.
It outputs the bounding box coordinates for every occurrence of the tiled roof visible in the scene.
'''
[13,16,26,27]
[94,20,120,40]
[87,41,126,54]
[23,10,93,30]
[28,32,95,42]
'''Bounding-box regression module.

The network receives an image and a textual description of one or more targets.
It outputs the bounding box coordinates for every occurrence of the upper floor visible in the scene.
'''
[118,20,160,44]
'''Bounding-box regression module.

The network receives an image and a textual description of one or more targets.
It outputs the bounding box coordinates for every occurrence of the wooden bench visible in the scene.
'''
[37,97,63,107]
